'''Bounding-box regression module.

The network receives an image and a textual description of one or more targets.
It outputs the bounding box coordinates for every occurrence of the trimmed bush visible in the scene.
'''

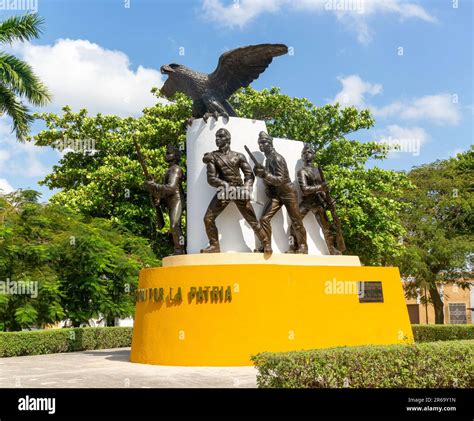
[251,340,474,388]
[412,324,474,342]
[0,327,133,357]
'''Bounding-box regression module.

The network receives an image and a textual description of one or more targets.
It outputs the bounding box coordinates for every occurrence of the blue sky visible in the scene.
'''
[0,0,472,200]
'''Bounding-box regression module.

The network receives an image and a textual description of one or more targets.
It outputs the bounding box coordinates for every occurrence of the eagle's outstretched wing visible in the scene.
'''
[207,44,288,99]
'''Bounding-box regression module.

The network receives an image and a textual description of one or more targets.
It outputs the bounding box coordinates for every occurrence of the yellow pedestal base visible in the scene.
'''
[130,254,413,366]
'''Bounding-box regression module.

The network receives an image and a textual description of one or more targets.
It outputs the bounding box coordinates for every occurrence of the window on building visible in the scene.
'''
[407,304,420,324]
[448,303,467,324]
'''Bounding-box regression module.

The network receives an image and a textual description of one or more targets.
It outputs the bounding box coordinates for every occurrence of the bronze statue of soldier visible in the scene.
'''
[252,131,308,254]
[201,128,271,253]
[289,143,345,255]
[145,144,186,255]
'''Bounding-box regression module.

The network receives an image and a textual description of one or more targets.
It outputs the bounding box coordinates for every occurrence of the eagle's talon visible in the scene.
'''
[203,112,212,123]
[182,117,194,130]
[213,111,219,121]
[221,112,229,123]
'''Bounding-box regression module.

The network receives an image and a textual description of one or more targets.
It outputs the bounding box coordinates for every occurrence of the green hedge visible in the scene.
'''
[251,340,474,388]
[412,324,474,342]
[0,327,133,357]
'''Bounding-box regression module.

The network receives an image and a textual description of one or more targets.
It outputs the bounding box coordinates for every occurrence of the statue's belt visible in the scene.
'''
[264,179,293,190]
[220,181,245,187]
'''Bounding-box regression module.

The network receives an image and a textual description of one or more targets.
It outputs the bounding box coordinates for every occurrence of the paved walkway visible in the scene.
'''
[0,348,257,388]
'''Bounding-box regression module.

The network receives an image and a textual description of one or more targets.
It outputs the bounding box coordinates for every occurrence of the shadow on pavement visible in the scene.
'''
[82,348,131,362]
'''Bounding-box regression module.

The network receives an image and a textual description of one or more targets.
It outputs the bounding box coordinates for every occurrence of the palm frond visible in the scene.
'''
[0,14,44,44]
[0,53,51,105]
[0,82,34,141]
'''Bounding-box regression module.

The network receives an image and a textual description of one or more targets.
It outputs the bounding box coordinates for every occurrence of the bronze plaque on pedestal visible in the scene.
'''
[358,281,384,303]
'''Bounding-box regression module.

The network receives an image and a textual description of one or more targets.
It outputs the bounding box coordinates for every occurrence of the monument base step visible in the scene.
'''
[162,252,361,267]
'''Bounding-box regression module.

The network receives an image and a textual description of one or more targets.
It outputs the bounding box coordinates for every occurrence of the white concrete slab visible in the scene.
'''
[186,117,329,255]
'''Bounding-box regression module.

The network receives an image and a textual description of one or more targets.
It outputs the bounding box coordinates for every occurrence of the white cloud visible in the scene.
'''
[378,124,429,144]
[332,75,382,108]
[202,0,282,28]
[0,178,14,193]
[10,38,165,116]
[201,0,436,43]
[333,75,461,126]
[329,0,437,44]
[0,149,11,164]
[450,147,466,157]
[374,94,461,125]
[0,117,51,178]
[1,40,168,193]
[375,124,429,157]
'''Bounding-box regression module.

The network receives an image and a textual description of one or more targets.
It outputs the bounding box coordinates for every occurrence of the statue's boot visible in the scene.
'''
[296,244,308,254]
[255,244,273,254]
[322,229,341,255]
[200,243,220,253]
[254,225,272,254]
[329,245,342,255]
[263,244,273,254]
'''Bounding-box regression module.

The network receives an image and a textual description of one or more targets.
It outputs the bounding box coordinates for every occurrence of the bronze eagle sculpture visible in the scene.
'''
[160,43,288,123]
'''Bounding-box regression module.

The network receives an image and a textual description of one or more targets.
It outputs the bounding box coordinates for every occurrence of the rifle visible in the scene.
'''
[245,144,281,201]
[242,145,266,206]
[244,145,264,172]
[133,138,165,230]
[318,166,346,253]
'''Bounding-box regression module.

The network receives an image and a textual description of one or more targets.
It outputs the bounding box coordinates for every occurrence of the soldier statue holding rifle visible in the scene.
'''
[135,140,186,255]
[246,131,308,254]
[288,143,346,255]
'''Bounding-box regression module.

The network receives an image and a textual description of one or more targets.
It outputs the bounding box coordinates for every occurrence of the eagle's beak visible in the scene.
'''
[160,65,174,74]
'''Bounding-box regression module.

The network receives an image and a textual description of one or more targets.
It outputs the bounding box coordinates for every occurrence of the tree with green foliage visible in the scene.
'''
[0,189,158,331]
[31,87,410,265]
[0,13,51,140]
[394,147,473,324]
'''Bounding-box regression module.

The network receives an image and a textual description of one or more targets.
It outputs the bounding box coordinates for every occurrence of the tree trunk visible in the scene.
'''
[429,284,445,324]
